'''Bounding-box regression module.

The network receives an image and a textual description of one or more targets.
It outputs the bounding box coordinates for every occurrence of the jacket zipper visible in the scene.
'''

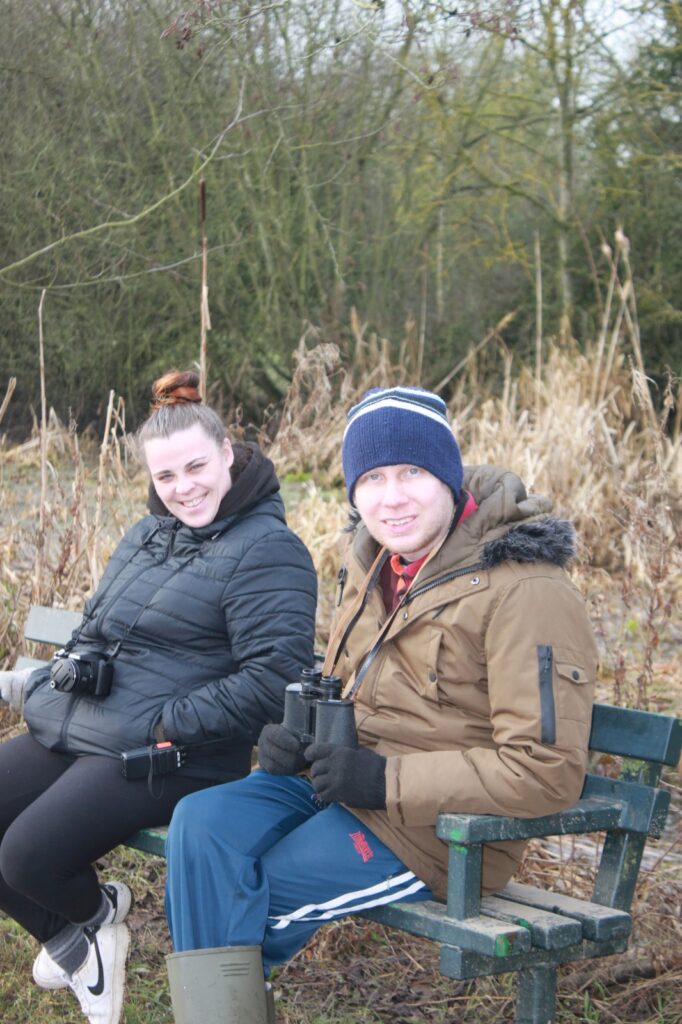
[336,566,348,607]
[537,644,556,744]
[59,692,79,749]
[404,562,485,605]
[164,519,181,559]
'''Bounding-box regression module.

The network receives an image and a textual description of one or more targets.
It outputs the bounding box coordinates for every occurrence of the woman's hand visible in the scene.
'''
[0,667,35,713]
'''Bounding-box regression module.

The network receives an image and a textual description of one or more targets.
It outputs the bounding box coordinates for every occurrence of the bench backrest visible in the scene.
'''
[15,606,82,671]
[589,702,681,767]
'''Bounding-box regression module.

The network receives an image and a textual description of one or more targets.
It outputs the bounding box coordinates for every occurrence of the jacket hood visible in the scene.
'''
[462,465,575,568]
[146,441,280,522]
[481,518,576,569]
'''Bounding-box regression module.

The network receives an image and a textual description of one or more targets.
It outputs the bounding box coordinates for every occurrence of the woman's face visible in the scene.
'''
[144,423,234,527]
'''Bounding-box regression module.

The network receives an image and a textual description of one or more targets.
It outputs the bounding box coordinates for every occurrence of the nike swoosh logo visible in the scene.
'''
[87,933,105,996]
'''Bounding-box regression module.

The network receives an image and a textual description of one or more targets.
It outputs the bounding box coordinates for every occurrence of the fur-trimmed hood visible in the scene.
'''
[482,518,576,569]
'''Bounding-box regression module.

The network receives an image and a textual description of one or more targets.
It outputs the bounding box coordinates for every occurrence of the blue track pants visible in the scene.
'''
[165,771,431,972]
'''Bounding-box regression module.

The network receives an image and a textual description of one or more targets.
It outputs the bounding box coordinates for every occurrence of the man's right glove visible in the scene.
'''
[0,667,35,713]
[257,723,309,775]
[305,743,387,809]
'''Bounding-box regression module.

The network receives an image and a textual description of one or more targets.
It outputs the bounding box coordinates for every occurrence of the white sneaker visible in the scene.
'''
[32,946,69,990]
[33,882,132,991]
[100,882,132,926]
[68,923,129,1024]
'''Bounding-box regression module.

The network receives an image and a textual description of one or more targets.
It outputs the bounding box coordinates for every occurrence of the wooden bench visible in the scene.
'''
[14,605,682,1024]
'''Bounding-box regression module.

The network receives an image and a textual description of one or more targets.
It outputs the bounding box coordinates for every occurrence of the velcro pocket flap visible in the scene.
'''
[556,661,590,685]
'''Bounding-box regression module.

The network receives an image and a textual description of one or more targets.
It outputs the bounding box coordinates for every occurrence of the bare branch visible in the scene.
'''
[0,83,259,282]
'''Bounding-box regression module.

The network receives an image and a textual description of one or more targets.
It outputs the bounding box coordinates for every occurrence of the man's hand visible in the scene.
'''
[306,743,387,809]
[0,667,35,713]
[257,723,309,775]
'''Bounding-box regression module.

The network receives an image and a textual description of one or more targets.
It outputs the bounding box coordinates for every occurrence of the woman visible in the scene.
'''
[0,370,317,1024]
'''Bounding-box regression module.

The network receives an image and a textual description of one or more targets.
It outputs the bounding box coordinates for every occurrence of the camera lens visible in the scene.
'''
[50,657,80,692]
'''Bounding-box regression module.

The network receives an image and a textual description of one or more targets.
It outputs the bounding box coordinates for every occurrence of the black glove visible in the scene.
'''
[305,743,387,809]
[257,724,308,775]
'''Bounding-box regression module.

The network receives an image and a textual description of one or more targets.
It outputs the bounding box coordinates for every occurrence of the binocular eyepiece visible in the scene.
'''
[283,668,357,748]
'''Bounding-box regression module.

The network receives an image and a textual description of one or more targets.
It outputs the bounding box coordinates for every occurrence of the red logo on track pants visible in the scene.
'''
[349,830,374,862]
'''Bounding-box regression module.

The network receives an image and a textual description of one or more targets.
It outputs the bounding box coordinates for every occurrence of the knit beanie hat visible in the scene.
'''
[342,386,463,501]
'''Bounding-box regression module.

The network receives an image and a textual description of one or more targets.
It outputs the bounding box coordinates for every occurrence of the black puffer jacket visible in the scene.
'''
[24,444,317,781]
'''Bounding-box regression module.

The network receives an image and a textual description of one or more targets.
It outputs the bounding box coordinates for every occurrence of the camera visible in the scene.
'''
[49,649,114,698]
[283,668,357,748]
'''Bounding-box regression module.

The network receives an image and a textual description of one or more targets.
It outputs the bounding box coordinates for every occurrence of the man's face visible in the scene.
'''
[353,464,455,561]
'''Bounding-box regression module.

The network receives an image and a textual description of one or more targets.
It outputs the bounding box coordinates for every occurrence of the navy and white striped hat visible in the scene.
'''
[342,386,463,501]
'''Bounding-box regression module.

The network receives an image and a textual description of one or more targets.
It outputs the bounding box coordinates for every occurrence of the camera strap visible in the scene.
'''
[65,530,200,664]
[322,548,388,677]
[334,490,473,701]
[59,530,166,653]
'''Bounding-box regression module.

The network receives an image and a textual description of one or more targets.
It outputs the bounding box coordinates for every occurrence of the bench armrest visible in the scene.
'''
[437,797,621,845]
[436,775,671,845]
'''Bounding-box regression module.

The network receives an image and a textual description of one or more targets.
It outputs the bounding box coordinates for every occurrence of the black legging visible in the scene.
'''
[0,732,216,943]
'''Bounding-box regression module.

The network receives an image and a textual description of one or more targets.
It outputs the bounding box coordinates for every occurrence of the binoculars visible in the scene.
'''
[283,668,357,748]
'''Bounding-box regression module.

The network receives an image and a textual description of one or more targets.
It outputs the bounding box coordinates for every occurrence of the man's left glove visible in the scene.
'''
[305,743,387,809]
[0,667,35,713]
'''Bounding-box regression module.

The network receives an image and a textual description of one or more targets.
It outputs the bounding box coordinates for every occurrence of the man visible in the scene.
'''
[164,386,597,1024]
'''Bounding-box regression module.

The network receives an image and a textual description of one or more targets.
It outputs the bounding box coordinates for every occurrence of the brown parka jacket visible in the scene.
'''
[326,465,598,899]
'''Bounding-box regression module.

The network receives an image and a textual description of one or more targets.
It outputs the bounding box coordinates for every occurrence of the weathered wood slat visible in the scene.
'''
[581,775,671,836]
[125,827,167,857]
[360,899,531,958]
[23,606,81,645]
[480,895,582,950]
[440,936,630,981]
[590,703,682,766]
[436,796,622,844]
[15,656,49,670]
[499,882,631,941]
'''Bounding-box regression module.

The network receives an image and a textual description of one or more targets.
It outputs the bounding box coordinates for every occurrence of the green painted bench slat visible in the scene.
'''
[581,774,670,835]
[480,894,583,950]
[15,656,52,670]
[23,606,82,645]
[499,882,632,942]
[436,777,670,845]
[436,795,623,844]
[359,899,532,958]
[589,703,682,766]
[125,827,167,857]
[440,935,630,982]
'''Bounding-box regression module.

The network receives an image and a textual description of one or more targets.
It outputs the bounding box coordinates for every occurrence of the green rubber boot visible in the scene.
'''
[166,945,272,1024]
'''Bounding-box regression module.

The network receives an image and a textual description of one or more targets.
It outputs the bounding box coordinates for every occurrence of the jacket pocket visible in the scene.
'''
[555,653,593,724]
[396,630,442,703]
[537,644,556,744]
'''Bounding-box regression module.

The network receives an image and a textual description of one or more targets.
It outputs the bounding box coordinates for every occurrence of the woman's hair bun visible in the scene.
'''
[150,370,201,410]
